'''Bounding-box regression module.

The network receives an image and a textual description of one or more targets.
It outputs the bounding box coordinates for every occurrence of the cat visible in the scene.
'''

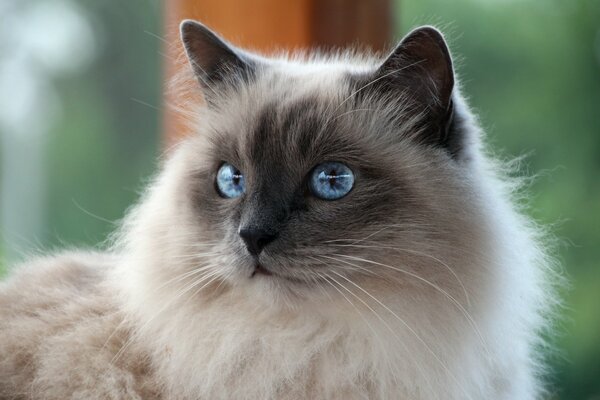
[0,20,557,399]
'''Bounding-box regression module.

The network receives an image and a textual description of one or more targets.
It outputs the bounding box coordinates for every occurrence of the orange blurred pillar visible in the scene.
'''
[163,0,393,144]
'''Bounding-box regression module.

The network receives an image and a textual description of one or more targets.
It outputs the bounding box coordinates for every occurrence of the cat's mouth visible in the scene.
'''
[252,264,273,277]
[250,264,308,284]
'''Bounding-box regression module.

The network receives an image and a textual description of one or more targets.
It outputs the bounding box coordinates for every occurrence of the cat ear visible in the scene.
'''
[180,20,256,96]
[374,26,455,151]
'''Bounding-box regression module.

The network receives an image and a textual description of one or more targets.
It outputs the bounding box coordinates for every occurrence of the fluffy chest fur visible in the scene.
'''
[124,261,532,400]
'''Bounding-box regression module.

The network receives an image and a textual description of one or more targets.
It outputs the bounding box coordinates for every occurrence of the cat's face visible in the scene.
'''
[161,21,484,305]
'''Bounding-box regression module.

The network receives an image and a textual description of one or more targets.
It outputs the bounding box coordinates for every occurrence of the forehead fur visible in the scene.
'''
[199,56,425,172]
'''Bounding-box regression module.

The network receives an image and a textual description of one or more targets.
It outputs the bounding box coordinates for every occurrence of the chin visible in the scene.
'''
[228,262,330,310]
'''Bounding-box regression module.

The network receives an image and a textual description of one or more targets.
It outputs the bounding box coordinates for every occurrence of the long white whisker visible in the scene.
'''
[331,253,489,357]
[180,272,225,309]
[322,271,424,391]
[329,243,471,308]
[330,270,473,400]
[316,254,383,279]
[152,264,219,293]
[110,270,222,364]
[101,264,219,353]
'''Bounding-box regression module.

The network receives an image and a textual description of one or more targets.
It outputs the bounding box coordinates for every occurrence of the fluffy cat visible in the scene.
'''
[0,21,557,399]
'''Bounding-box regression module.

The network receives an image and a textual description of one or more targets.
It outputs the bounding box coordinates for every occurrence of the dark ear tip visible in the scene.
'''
[179,19,198,35]
[402,25,448,47]
[179,19,213,41]
[409,25,445,36]
[179,19,206,38]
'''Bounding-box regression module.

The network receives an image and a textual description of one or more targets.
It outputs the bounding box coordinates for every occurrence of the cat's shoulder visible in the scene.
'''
[0,252,161,399]
[0,250,118,337]
[1,251,114,295]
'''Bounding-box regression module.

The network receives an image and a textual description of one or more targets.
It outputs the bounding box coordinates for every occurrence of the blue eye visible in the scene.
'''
[216,163,246,198]
[309,162,354,200]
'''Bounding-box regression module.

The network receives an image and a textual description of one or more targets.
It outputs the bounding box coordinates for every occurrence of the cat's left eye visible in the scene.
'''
[309,162,354,200]
[216,163,246,198]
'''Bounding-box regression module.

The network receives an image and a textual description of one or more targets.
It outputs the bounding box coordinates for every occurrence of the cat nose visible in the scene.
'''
[239,227,278,256]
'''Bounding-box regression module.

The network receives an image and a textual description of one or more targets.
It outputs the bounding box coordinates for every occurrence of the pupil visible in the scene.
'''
[327,169,337,188]
[231,170,242,186]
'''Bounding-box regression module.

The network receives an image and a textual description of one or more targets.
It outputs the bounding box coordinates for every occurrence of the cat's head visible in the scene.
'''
[128,21,490,309]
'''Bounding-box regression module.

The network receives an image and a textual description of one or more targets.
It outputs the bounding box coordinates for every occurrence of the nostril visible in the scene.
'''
[239,227,278,256]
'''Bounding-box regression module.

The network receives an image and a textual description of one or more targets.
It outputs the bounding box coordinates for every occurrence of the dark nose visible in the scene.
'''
[239,227,278,256]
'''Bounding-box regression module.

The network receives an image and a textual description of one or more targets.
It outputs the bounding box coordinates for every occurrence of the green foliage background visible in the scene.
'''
[0,0,598,398]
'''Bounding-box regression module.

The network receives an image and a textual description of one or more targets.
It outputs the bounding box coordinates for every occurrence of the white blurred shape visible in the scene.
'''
[0,0,96,263]
[17,1,95,73]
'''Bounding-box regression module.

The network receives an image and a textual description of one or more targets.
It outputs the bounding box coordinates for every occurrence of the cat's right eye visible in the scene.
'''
[216,163,246,198]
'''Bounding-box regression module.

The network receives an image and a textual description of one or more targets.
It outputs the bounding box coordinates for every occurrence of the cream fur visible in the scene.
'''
[0,34,557,400]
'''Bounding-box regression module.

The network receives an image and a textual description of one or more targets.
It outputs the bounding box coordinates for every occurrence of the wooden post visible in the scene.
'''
[163,0,393,144]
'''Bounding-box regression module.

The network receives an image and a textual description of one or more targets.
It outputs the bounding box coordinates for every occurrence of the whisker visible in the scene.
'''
[152,264,219,292]
[131,97,161,111]
[314,269,393,358]
[315,254,384,279]
[110,270,222,364]
[328,243,471,307]
[311,270,334,302]
[180,272,225,309]
[101,264,219,353]
[143,30,171,45]
[322,271,425,391]
[71,199,118,225]
[329,270,473,400]
[330,253,489,357]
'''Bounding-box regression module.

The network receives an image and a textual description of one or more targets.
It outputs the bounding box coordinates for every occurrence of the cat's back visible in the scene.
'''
[0,252,160,400]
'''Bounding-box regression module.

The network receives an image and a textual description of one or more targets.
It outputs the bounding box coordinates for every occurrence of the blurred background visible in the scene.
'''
[0,0,598,398]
